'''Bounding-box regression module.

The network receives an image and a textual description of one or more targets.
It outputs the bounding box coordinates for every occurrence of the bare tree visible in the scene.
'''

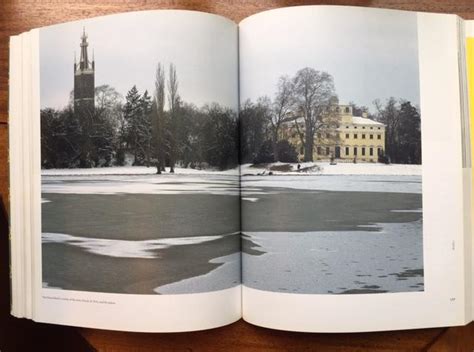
[153,63,166,174]
[269,76,294,161]
[167,63,179,173]
[374,97,399,162]
[291,68,336,161]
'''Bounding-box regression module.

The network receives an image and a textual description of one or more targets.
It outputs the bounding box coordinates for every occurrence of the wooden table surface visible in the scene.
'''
[1,1,474,351]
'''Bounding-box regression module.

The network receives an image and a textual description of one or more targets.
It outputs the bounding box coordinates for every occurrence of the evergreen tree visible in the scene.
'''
[123,85,142,165]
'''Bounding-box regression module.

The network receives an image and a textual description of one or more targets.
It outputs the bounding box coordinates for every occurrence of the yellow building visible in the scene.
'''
[283,103,386,163]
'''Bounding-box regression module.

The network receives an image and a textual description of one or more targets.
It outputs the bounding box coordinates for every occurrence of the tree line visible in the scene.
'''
[240,67,422,165]
[41,65,421,170]
[41,64,238,171]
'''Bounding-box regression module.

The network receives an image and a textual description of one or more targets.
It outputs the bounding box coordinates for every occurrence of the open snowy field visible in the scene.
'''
[41,161,421,177]
[41,165,239,176]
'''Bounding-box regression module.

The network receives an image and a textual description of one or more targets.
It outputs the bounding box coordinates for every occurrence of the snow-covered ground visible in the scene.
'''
[41,162,421,177]
[42,166,238,176]
[241,162,421,176]
[42,168,421,196]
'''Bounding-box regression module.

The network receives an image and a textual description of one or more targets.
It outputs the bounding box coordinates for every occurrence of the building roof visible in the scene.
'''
[351,116,384,126]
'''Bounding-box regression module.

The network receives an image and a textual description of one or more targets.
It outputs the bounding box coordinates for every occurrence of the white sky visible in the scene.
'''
[239,6,420,112]
[40,10,238,110]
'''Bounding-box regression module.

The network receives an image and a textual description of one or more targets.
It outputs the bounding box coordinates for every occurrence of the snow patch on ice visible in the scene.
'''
[154,252,241,294]
[42,232,234,259]
[242,197,259,202]
[42,282,62,289]
[391,209,422,213]
[243,219,424,294]
[42,174,240,196]
[242,174,421,194]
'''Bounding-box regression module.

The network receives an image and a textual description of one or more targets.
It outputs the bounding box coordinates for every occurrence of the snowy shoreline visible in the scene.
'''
[42,162,421,177]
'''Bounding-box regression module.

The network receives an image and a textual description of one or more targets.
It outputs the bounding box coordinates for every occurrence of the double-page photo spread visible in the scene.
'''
[9,6,474,332]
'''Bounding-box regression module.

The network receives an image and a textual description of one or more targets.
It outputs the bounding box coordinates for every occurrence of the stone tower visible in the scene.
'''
[74,28,95,116]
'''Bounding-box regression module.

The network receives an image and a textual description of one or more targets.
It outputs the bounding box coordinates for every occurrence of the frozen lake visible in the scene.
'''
[241,174,423,294]
[41,171,423,295]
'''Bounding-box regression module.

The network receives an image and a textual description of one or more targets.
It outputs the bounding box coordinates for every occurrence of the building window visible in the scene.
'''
[345,107,350,113]
[362,126,366,129]
[354,134,358,139]
[370,127,373,130]
[362,134,366,139]
[362,147,366,156]
[346,126,349,129]
[370,134,373,139]
[369,147,373,156]
[326,147,330,155]
[378,148,382,156]
[345,147,349,155]
[354,147,358,155]
[317,146,321,155]
[377,134,381,140]
[354,126,358,129]
[378,127,381,130]
[345,133,349,139]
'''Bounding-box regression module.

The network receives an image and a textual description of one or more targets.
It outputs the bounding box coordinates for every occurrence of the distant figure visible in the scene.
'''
[297,163,301,170]
[353,157,357,164]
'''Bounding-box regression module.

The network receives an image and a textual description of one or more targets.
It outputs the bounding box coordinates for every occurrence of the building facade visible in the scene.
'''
[74,28,95,117]
[283,103,386,163]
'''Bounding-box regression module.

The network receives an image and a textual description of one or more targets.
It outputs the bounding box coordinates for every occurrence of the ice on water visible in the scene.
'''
[42,232,233,259]
[243,219,424,294]
[154,253,241,294]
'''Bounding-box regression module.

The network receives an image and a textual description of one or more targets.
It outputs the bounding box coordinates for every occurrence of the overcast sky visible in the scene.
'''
[239,6,420,112]
[40,10,238,110]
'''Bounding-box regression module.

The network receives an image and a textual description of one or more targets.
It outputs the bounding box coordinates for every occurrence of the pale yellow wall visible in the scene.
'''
[282,105,386,163]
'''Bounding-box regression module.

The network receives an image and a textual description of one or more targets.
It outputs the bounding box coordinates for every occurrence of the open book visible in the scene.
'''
[8,5,474,332]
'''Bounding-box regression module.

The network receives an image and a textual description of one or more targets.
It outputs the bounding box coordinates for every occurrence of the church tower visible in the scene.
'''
[74,28,95,116]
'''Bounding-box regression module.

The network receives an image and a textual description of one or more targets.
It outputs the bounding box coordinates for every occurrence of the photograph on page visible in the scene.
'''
[39,11,240,296]
[240,7,423,296]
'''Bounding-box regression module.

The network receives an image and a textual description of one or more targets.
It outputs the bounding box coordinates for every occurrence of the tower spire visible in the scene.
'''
[79,27,90,70]
[74,27,95,116]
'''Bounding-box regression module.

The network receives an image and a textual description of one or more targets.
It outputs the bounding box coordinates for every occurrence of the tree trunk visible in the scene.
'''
[272,131,279,162]
[156,161,162,174]
[304,122,313,162]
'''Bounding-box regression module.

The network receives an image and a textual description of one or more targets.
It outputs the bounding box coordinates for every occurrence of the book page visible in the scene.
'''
[12,10,241,332]
[464,20,474,322]
[239,6,469,332]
